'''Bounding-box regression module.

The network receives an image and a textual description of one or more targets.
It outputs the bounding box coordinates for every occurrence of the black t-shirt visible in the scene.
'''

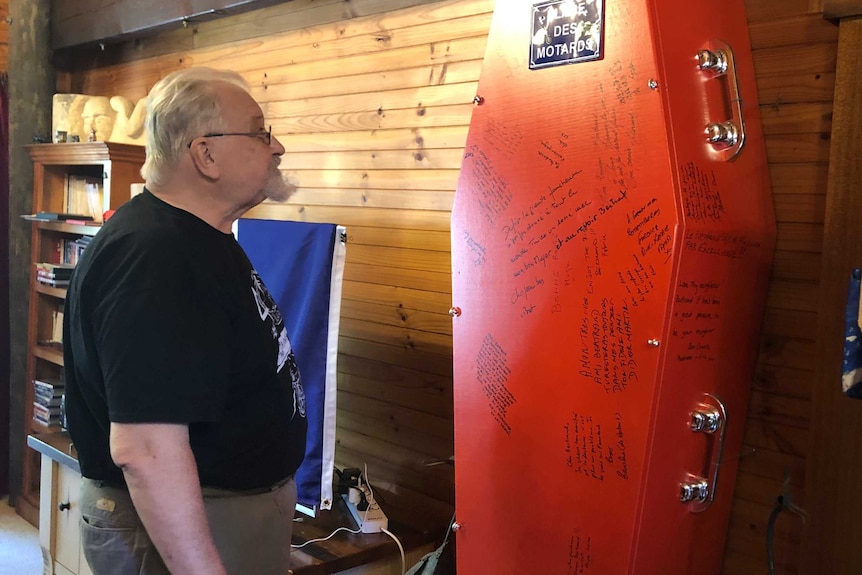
[63,190,307,490]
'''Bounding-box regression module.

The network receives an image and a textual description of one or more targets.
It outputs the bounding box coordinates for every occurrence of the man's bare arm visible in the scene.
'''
[110,422,227,575]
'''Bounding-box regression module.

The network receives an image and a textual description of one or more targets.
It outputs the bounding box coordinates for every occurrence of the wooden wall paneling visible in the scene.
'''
[286,188,455,211]
[278,124,470,152]
[280,103,476,134]
[822,0,862,18]
[723,552,797,575]
[289,168,459,192]
[343,261,451,293]
[761,102,833,135]
[191,0,492,51]
[340,299,452,336]
[346,225,451,250]
[758,338,815,376]
[335,407,452,459]
[286,148,467,170]
[749,14,838,49]
[214,16,494,82]
[57,0,492,95]
[335,414,453,468]
[757,71,836,106]
[267,85,478,121]
[802,15,862,572]
[338,336,452,378]
[744,416,810,459]
[725,530,800,574]
[734,461,804,503]
[760,307,819,341]
[745,0,825,22]
[753,42,837,77]
[765,279,820,313]
[341,281,452,313]
[755,363,815,400]
[189,5,493,79]
[747,390,812,429]
[776,222,825,253]
[728,507,803,562]
[765,133,832,164]
[763,307,817,341]
[246,203,452,230]
[771,250,822,281]
[251,37,489,92]
[772,195,826,225]
[257,59,484,104]
[343,243,451,273]
[737,439,806,482]
[731,499,803,546]
[53,0,456,70]
[337,354,452,412]
[770,162,830,193]
[338,317,451,356]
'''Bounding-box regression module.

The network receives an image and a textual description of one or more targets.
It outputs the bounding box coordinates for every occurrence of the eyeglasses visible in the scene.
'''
[188,125,272,147]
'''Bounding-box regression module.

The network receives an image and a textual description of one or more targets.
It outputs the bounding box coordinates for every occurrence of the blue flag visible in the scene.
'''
[237,219,345,510]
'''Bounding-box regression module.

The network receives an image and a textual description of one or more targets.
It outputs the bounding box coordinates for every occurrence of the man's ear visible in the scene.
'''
[188,140,220,180]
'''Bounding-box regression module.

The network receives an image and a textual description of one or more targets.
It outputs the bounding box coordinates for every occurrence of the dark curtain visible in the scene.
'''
[0,74,10,494]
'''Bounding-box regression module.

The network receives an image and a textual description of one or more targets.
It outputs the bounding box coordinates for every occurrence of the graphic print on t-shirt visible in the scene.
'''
[250,269,307,418]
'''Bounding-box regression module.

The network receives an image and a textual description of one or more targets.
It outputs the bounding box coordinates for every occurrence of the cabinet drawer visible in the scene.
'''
[54,464,82,573]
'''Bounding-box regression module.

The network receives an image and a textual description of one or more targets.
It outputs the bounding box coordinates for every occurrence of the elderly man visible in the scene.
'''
[63,67,306,575]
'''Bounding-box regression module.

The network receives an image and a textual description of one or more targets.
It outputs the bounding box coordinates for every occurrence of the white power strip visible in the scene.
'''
[343,485,388,534]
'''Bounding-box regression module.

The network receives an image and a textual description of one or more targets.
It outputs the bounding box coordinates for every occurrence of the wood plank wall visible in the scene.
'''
[725,1,834,573]
[49,0,834,569]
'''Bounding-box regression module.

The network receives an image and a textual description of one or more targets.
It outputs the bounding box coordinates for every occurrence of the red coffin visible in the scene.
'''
[451,1,776,573]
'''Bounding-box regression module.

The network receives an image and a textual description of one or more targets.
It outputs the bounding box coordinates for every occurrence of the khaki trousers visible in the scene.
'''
[79,476,296,575]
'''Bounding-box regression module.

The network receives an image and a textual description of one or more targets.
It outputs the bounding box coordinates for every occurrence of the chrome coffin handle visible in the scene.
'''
[697,42,746,161]
[680,394,727,512]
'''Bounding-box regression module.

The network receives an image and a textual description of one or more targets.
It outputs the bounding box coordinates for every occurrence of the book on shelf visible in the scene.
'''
[20,212,95,222]
[66,175,104,222]
[33,402,60,418]
[36,262,74,286]
[36,262,75,273]
[33,402,62,429]
[52,307,64,343]
[34,378,64,396]
[37,265,73,277]
[37,277,71,287]
[34,394,62,408]
[36,269,72,280]
[32,410,62,428]
[34,389,63,406]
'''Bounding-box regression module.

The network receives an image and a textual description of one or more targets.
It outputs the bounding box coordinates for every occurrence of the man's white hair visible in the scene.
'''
[140,67,249,186]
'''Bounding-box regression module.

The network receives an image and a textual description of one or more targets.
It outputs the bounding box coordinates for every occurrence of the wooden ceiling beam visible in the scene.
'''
[823,0,862,20]
[50,0,291,50]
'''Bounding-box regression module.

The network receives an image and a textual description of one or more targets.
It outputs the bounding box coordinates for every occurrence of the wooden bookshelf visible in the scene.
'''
[17,142,145,522]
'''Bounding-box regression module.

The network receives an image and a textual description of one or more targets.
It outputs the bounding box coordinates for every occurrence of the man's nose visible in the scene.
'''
[270,134,286,155]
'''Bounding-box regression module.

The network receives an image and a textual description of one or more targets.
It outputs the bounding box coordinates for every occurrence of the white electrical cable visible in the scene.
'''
[290,526,361,550]
[381,527,406,575]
